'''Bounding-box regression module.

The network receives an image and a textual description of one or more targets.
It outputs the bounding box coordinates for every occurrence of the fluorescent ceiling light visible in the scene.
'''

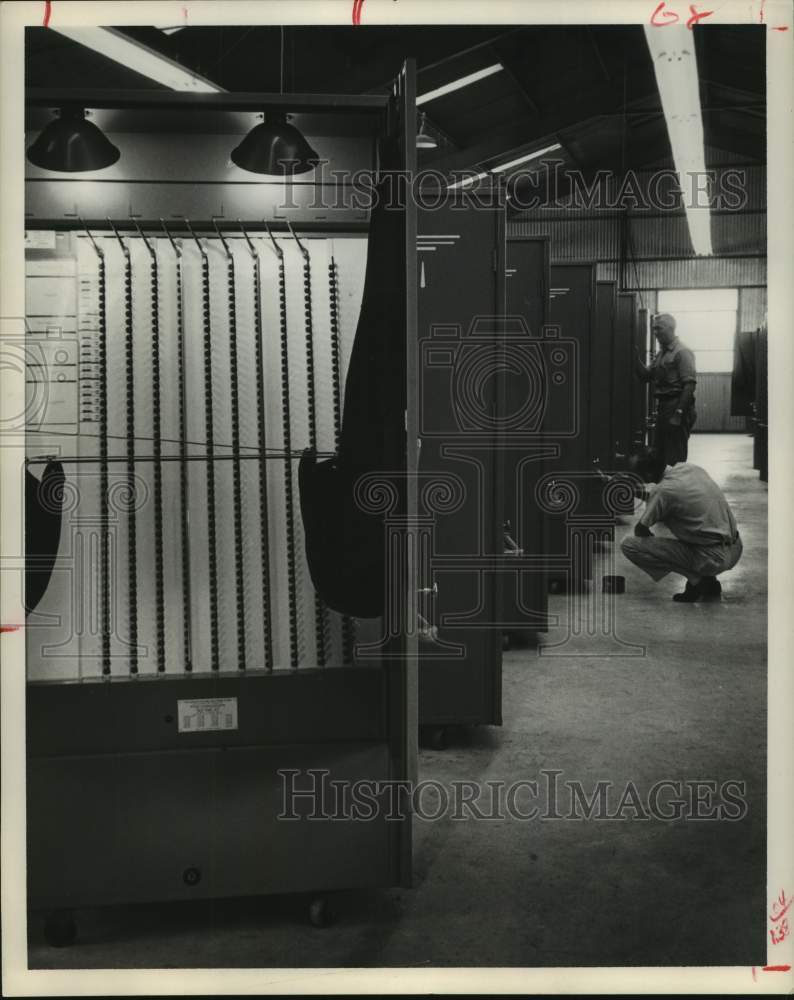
[445,142,562,193]
[417,63,503,106]
[447,171,489,191]
[490,142,563,173]
[644,25,712,256]
[52,26,224,93]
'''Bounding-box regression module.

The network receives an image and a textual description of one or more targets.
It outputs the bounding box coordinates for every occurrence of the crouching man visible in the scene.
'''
[620,447,743,603]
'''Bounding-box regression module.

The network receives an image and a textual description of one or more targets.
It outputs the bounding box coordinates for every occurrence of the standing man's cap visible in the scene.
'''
[652,313,676,334]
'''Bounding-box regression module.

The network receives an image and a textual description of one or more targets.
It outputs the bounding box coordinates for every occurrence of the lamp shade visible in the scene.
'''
[416,113,438,150]
[231,113,320,175]
[26,108,120,172]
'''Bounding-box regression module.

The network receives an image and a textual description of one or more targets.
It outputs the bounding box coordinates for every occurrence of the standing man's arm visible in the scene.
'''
[633,346,653,381]
[669,347,697,426]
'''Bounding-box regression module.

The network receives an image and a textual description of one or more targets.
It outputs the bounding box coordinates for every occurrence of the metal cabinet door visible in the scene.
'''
[417,202,504,727]
[632,306,651,449]
[613,292,637,468]
[591,281,617,477]
[753,326,767,481]
[549,264,595,476]
[547,264,596,582]
[505,236,550,631]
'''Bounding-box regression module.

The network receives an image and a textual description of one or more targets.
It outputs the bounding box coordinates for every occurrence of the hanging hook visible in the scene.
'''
[184,218,208,262]
[107,218,129,255]
[286,219,309,262]
[79,217,103,258]
[211,216,233,260]
[132,218,155,258]
[238,219,257,260]
[160,218,182,258]
[264,222,284,261]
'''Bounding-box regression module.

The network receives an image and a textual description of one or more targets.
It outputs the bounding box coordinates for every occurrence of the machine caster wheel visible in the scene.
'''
[44,910,77,948]
[308,897,332,928]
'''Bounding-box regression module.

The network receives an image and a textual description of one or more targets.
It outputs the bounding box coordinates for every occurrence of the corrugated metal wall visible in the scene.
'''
[739,286,767,330]
[618,256,766,290]
[509,161,766,432]
[508,165,766,289]
[507,215,765,290]
[695,374,748,432]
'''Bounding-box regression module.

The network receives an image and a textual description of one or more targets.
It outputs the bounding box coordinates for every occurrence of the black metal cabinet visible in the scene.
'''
[507,237,549,337]
[632,305,651,452]
[753,325,768,482]
[548,263,596,475]
[546,263,597,583]
[503,236,551,635]
[24,63,420,937]
[417,202,505,730]
[591,280,617,477]
[613,291,640,468]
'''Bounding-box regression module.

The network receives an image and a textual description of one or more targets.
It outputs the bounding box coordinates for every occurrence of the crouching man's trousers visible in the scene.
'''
[621,533,743,582]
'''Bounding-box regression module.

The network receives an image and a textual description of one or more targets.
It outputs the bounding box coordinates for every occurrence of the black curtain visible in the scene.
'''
[730,329,757,417]
[25,460,65,613]
[299,135,407,618]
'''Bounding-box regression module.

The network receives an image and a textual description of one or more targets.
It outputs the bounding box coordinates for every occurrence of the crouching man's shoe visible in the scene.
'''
[673,581,703,603]
[673,577,723,603]
[699,576,722,601]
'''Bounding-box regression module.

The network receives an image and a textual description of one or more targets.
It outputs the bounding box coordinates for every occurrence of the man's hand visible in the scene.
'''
[633,346,651,381]
[669,411,682,427]
[634,522,653,538]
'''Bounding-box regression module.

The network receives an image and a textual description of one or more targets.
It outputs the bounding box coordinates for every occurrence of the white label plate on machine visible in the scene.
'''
[25,230,57,250]
[177,697,238,733]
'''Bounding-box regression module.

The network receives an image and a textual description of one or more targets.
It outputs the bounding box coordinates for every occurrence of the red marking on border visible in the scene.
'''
[650,1,679,25]
[773,25,789,30]
[759,0,766,22]
[1,625,21,633]
[686,4,714,27]
[42,0,52,26]
[352,0,365,25]
[763,965,792,971]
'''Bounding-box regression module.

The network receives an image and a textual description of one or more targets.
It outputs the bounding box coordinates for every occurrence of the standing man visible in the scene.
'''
[620,447,742,603]
[635,312,697,464]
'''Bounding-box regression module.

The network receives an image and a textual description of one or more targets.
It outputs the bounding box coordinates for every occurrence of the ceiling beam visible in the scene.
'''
[702,120,766,161]
[418,28,523,76]
[425,81,650,175]
[26,87,388,114]
[490,34,542,116]
[496,54,541,117]
[587,27,612,84]
[365,28,522,97]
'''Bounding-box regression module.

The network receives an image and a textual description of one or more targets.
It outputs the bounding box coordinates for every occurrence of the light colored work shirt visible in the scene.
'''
[639,463,739,545]
[651,337,697,398]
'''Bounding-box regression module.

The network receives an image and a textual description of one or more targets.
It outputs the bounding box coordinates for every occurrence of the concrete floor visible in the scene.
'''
[28,433,767,969]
